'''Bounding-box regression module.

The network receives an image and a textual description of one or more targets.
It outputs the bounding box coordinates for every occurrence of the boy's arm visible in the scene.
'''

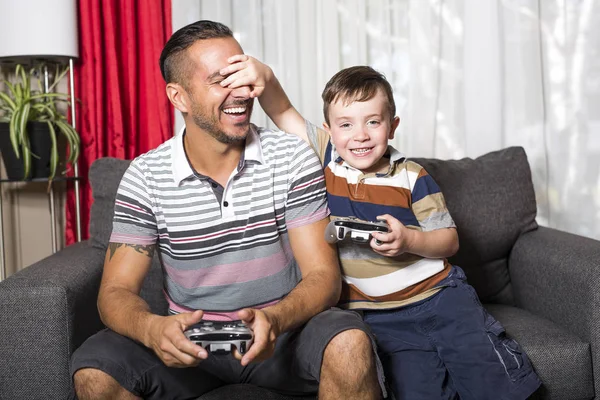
[407,227,459,258]
[219,55,309,143]
[372,217,459,258]
[371,162,459,259]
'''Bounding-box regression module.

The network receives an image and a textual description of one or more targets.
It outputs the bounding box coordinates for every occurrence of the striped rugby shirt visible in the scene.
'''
[306,121,456,310]
[110,124,329,320]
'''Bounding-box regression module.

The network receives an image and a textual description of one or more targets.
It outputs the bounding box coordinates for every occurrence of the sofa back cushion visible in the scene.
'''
[412,146,538,305]
[87,147,537,308]
[88,157,167,315]
[88,157,131,250]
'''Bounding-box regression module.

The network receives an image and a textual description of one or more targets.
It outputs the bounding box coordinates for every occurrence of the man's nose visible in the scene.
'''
[230,85,251,99]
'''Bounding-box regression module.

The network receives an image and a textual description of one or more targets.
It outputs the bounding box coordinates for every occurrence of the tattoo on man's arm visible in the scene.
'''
[108,243,155,261]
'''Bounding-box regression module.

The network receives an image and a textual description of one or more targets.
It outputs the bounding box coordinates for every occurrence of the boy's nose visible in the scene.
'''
[353,129,369,141]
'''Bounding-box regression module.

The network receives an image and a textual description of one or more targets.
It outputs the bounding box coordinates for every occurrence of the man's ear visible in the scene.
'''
[389,116,400,140]
[166,83,190,114]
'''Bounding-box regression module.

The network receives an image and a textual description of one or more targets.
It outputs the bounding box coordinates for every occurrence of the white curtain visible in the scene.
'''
[172,0,600,240]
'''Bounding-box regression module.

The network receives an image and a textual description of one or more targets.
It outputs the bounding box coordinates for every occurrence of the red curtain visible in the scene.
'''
[66,0,173,245]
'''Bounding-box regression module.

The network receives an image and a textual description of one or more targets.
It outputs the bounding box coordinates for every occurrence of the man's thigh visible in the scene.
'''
[71,328,233,400]
[242,307,376,396]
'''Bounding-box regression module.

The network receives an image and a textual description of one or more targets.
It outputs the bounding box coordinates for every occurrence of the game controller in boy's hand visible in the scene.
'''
[325,217,390,244]
[184,321,254,355]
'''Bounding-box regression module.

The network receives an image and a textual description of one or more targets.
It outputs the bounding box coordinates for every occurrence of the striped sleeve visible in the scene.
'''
[305,119,331,165]
[285,139,329,229]
[409,161,456,232]
[110,159,158,245]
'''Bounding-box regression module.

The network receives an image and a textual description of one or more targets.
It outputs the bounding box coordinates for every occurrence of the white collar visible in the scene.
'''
[171,124,265,185]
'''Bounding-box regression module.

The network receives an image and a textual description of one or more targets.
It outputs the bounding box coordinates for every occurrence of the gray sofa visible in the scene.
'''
[0,146,598,400]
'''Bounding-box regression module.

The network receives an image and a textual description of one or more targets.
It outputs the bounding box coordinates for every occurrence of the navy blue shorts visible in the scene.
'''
[363,266,541,400]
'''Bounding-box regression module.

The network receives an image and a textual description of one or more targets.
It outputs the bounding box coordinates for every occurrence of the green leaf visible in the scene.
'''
[48,65,69,92]
[56,120,80,164]
[21,134,31,179]
[18,102,31,145]
[47,122,58,179]
[9,107,21,157]
[0,91,16,111]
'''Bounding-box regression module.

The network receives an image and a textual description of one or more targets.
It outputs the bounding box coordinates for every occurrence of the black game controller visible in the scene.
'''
[184,321,254,355]
[325,217,389,244]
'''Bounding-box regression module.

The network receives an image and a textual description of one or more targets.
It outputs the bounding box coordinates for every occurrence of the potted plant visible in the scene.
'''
[0,63,80,180]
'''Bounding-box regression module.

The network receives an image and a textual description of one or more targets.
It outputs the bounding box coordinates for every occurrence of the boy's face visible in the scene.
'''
[324,89,400,174]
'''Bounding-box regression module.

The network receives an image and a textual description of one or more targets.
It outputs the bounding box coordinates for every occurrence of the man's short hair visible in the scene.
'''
[159,20,233,86]
[321,66,396,125]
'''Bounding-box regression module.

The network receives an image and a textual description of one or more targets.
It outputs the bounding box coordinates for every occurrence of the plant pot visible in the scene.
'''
[0,122,52,180]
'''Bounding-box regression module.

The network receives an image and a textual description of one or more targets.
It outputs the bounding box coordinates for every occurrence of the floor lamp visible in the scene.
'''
[0,0,81,281]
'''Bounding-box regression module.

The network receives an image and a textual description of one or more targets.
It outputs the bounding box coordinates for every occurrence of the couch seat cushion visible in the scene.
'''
[485,304,593,400]
[198,384,316,400]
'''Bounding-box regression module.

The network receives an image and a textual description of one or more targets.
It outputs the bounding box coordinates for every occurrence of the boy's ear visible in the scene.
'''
[322,122,332,139]
[388,116,400,140]
[166,83,190,114]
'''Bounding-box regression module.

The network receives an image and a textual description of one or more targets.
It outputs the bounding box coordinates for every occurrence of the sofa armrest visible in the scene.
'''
[509,226,600,394]
[510,226,600,335]
[0,240,106,400]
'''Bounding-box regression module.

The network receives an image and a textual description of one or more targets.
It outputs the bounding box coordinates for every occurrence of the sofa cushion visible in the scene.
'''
[198,384,315,400]
[412,147,538,304]
[485,304,594,400]
[88,157,131,250]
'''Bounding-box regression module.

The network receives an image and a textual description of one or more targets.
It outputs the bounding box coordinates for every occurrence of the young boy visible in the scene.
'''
[219,55,541,399]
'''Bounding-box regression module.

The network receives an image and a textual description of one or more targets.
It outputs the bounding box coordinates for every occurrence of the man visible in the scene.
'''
[70,20,384,400]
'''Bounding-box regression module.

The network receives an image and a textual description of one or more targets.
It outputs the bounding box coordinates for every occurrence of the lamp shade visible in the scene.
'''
[0,0,78,62]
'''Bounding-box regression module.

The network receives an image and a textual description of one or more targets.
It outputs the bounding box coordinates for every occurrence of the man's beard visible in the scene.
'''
[191,100,253,144]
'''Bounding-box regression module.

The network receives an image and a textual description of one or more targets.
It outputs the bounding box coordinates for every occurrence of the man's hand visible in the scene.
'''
[370,214,415,257]
[236,308,280,366]
[145,310,209,368]
[219,54,273,98]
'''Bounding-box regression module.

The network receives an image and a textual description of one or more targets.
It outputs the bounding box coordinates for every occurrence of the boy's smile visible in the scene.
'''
[324,89,400,174]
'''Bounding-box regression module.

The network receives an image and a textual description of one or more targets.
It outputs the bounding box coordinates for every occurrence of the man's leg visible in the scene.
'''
[319,328,379,400]
[241,308,385,399]
[70,329,228,400]
[74,368,140,400]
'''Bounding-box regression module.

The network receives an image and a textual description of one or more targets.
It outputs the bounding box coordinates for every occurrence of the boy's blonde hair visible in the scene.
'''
[321,66,396,125]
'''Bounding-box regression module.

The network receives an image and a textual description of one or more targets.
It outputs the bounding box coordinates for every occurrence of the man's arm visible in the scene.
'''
[265,217,341,330]
[238,218,341,366]
[99,243,207,367]
[219,55,308,142]
[97,243,156,342]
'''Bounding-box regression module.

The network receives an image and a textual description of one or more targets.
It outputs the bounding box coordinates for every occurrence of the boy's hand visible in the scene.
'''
[370,214,415,257]
[219,54,273,99]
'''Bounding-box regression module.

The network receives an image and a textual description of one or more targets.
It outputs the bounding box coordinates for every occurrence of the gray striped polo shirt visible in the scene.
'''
[110,124,329,320]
